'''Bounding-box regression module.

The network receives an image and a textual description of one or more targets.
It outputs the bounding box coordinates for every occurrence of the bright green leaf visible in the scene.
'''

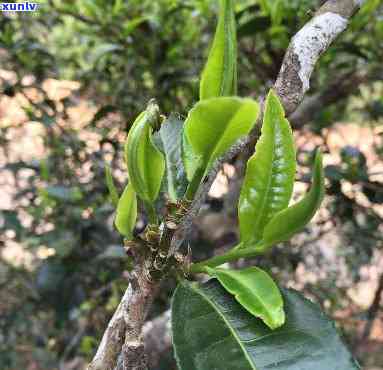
[159,113,188,201]
[238,90,296,245]
[105,164,119,207]
[182,128,201,183]
[206,266,285,329]
[183,97,259,182]
[262,149,325,247]
[172,280,360,370]
[125,102,165,203]
[200,0,237,100]
[115,182,137,239]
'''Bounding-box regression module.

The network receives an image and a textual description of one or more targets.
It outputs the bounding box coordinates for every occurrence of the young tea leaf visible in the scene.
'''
[261,149,325,247]
[105,164,119,207]
[200,0,237,100]
[206,266,285,329]
[238,90,296,245]
[125,102,165,204]
[172,280,360,370]
[115,182,137,239]
[183,97,259,185]
[159,113,188,201]
[182,129,201,183]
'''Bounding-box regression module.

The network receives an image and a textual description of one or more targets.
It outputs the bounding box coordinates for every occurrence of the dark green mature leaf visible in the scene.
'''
[105,164,119,207]
[172,279,360,370]
[206,266,285,329]
[238,90,296,245]
[200,0,237,100]
[115,183,137,239]
[183,97,259,181]
[159,113,188,201]
[262,150,325,247]
[125,102,165,203]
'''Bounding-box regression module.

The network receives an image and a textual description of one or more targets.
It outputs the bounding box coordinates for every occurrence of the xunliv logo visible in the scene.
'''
[0,2,39,11]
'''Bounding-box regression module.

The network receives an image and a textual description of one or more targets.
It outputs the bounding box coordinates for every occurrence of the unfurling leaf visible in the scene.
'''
[159,113,188,201]
[206,266,285,329]
[125,101,165,203]
[105,164,119,207]
[200,0,237,100]
[262,149,325,247]
[183,97,259,183]
[239,90,296,245]
[115,182,137,239]
[182,128,201,183]
[172,280,360,370]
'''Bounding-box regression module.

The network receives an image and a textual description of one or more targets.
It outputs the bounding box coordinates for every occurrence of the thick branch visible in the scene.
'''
[87,265,159,370]
[87,287,130,370]
[275,0,364,115]
[114,310,172,370]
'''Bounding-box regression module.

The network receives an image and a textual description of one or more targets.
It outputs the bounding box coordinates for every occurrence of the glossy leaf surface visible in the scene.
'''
[159,113,188,201]
[239,90,296,244]
[125,103,165,203]
[200,0,237,100]
[206,266,285,329]
[172,279,360,370]
[182,129,201,182]
[183,97,259,180]
[105,164,119,207]
[114,182,137,239]
[262,150,325,247]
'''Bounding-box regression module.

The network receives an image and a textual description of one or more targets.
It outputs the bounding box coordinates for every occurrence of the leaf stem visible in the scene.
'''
[185,167,205,200]
[189,244,266,273]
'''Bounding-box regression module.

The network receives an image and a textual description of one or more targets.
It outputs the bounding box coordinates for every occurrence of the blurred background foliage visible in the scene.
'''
[0,0,382,369]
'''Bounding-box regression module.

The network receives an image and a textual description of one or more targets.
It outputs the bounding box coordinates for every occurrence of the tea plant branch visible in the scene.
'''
[87,263,159,370]
[171,0,365,257]
[275,0,365,115]
[86,286,130,370]
[89,1,365,369]
[114,310,171,370]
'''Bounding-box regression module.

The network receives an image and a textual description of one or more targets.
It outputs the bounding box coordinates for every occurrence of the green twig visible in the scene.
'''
[189,244,266,273]
[185,167,205,200]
